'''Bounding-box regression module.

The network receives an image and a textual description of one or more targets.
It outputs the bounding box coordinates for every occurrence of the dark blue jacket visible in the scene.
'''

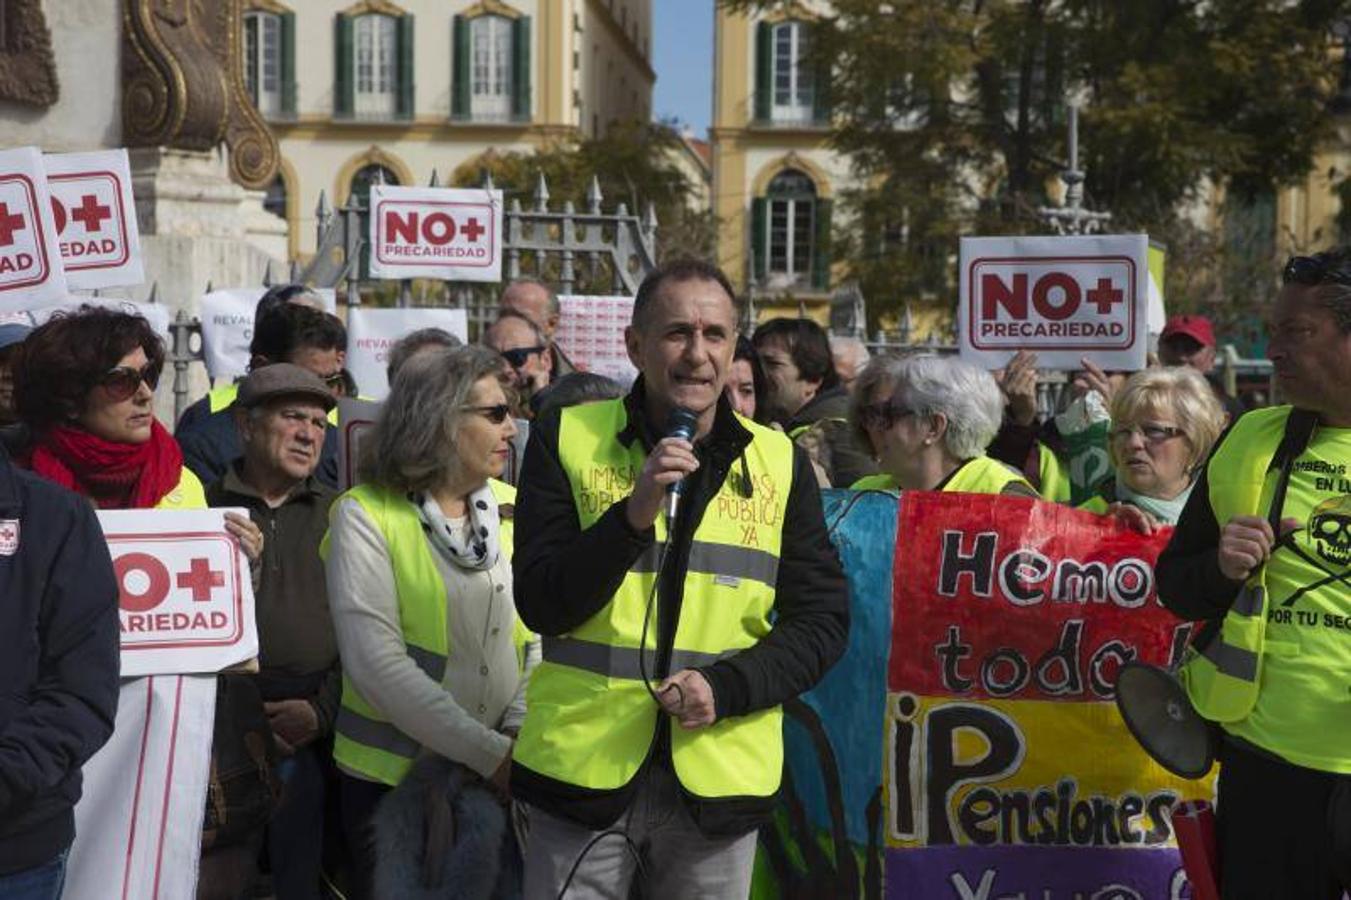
[177,404,339,490]
[0,448,119,874]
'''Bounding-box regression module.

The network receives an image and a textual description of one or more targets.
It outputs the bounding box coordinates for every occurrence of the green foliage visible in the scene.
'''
[722,0,1347,328]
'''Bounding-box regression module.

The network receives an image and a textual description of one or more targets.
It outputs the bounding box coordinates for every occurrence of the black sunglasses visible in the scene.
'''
[464,403,512,424]
[857,402,916,429]
[100,362,160,401]
[1282,255,1351,288]
[500,345,546,368]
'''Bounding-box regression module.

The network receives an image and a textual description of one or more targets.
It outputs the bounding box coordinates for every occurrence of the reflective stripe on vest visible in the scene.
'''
[1179,406,1293,723]
[514,401,793,799]
[325,478,519,785]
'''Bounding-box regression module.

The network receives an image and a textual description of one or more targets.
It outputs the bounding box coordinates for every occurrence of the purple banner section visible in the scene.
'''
[887,845,1189,900]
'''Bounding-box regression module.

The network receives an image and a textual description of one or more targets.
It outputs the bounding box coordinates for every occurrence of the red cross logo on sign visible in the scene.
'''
[71,193,112,232]
[176,556,226,602]
[461,217,485,243]
[1085,277,1124,315]
[0,203,26,247]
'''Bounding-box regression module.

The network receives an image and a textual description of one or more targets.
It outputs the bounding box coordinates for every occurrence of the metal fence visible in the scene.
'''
[164,169,659,420]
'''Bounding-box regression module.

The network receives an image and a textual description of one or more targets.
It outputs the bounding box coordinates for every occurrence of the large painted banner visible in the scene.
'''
[754,491,1214,899]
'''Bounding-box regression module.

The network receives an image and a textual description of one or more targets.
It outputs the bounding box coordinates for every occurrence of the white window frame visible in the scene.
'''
[244,11,282,117]
[353,14,398,119]
[469,15,514,121]
[766,171,816,283]
[770,21,813,124]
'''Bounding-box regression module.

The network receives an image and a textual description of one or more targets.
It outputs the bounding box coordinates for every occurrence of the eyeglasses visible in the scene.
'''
[464,403,512,424]
[1282,255,1351,288]
[1110,423,1186,444]
[317,370,347,392]
[857,402,915,429]
[499,346,546,368]
[100,362,160,402]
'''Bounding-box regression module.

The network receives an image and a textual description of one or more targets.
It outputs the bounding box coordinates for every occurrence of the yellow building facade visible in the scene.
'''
[243,0,654,261]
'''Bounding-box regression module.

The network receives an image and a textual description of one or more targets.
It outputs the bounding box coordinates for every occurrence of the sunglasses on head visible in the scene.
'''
[318,370,347,391]
[499,345,546,368]
[1282,255,1351,288]
[464,403,512,424]
[100,362,160,401]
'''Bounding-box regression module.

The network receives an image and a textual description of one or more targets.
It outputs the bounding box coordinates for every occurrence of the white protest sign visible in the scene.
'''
[43,149,144,289]
[369,185,503,281]
[28,296,171,344]
[959,234,1148,371]
[555,295,638,386]
[337,397,381,491]
[98,508,258,678]
[198,287,339,378]
[66,674,215,900]
[0,146,67,309]
[346,306,468,399]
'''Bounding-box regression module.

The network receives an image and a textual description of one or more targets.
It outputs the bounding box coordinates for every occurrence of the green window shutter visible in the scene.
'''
[812,198,832,290]
[451,15,469,119]
[512,16,532,121]
[397,14,415,118]
[280,11,296,116]
[754,22,772,122]
[751,198,768,283]
[334,14,353,118]
[811,28,831,125]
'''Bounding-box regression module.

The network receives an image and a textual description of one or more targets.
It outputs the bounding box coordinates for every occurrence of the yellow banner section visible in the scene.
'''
[883,693,1215,850]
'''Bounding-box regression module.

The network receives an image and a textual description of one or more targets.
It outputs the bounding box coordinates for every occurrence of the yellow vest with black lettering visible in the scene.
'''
[513,400,793,800]
[325,478,519,786]
[1180,406,1291,723]
[850,455,1033,495]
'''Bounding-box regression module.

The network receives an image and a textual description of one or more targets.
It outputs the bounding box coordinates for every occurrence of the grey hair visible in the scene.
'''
[850,353,1004,460]
[386,327,463,383]
[486,309,546,346]
[503,276,559,315]
[361,344,504,492]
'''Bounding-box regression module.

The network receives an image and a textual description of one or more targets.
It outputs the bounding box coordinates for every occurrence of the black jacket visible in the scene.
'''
[784,385,878,488]
[0,448,120,874]
[511,381,850,836]
[177,404,339,491]
[1157,432,1245,621]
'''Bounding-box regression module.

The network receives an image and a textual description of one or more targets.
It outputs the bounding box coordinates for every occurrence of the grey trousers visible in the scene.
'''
[521,764,758,900]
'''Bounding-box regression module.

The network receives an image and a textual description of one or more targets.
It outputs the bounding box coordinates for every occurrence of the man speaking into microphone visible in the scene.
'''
[511,259,849,898]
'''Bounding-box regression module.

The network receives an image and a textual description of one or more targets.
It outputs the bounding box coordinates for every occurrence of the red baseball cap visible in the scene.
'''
[1160,315,1215,348]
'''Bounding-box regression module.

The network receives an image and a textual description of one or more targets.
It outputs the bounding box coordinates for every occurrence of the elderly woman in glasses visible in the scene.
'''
[849,354,1037,495]
[1081,366,1226,530]
[324,345,534,899]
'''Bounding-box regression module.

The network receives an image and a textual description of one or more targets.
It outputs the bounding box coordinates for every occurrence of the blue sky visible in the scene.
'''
[652,0,714,137]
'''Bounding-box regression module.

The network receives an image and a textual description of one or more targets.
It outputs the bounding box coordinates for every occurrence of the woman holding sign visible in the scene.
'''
[848,354,1038,496]
[324,345,534,899]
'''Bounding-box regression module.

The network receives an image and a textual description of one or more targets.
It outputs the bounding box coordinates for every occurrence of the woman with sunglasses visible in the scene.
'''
[324,345,533,899]
[848,353,1037,495]
[1079,366,1226,531]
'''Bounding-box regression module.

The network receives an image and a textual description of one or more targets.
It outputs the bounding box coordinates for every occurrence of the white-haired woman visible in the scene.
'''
[1081,366,1226,531]
[849,354,1038,495]
[324,345,534,899]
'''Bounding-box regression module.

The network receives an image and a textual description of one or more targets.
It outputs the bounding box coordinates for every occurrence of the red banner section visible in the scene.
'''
[890,492,1189,702]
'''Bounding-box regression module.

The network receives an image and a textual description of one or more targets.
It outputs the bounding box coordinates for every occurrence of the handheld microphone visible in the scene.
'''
[664,407,699,524]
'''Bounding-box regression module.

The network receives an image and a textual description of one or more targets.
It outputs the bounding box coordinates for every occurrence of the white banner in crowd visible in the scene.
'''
[345,306,468,399]
[0,145,67,309]
[28,296,171,344]
[99,508,258,677]
[368,185,503,282]
[65,674,216,900]
[959,234,1149,371]
[337,397,381,491]
[43,149,144,289]
[555,295,639,386]
[198,287,338,378]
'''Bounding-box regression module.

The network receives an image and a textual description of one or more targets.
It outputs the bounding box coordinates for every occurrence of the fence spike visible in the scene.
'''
[509,197,522,213]
[533,171,549,212]
[315,190,330,219]
[289,259,300,282]
[642,201,658,232]
[372,166,386,186]
[586,176,603,214]
[482,169,496,191]
[429,168,440,187]
[146,282,159,304]
[262,260,274,286]
[205,279,214,294]
[615,202,629,218]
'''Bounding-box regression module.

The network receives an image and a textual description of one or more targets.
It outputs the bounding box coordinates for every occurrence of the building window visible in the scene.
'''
[349,163,399,208]
[470,15,513,121]
[766,169,816,282]
[263,175,287,219]
[353,14,397,118]
[771,22,813,123]
[244,11,282,117]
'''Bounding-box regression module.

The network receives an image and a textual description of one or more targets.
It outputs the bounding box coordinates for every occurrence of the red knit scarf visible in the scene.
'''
[30,420,183,509]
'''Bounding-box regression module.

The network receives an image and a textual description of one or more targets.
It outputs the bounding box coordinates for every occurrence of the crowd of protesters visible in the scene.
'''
[2,245,1349,899]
